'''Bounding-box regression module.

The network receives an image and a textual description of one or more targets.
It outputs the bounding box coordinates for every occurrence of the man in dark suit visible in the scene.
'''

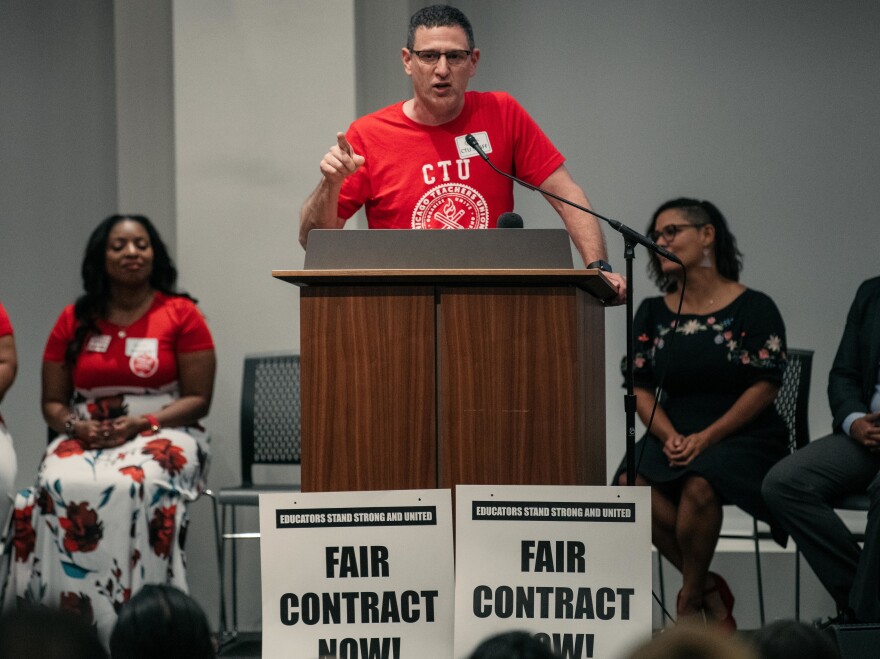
[764,276,880,623]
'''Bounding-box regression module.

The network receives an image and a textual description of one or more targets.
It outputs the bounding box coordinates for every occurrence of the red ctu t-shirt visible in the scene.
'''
[0,302,12,337]
[337,91,565,229]
[43,292,214,390]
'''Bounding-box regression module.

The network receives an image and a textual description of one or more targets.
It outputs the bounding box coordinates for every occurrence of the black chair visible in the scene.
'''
[831,495,870,526]
[656,348,813,626]
[734,347,813,624]
[213,352,301,644]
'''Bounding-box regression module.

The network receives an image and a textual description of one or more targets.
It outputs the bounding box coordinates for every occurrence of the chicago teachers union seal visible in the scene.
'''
[411,183,490,229]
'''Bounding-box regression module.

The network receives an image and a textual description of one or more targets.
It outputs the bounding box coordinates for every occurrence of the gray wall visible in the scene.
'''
[0,0,176,480]
[358,1,880,467]
[0,0,119,478]
[171,0,357,630]
[114,0,177,247]
[2,0,879,633]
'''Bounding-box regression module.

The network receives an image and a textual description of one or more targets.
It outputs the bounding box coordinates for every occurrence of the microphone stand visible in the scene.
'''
[464,134,680,485]
[623,237,637,487]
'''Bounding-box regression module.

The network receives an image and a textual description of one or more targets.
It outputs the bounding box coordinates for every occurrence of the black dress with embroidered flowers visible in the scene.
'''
[614,288,788,540]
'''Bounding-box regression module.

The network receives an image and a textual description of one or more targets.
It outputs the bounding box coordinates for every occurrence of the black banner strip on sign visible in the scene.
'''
[275,506,437,529]
[471,501,635,523]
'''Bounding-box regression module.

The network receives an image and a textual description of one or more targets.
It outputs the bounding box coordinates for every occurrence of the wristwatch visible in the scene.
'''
[64,414,77,437]
[587,260,613,273]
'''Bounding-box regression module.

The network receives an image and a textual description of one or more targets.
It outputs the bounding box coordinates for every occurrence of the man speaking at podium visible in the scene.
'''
[298,4,626,305]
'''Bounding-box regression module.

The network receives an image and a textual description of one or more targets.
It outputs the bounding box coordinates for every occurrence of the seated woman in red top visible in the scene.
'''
[0,301,18,525]
[9,215,216,643]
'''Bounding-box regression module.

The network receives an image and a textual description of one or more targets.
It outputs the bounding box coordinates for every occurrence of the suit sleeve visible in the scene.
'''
[828,282,873,432]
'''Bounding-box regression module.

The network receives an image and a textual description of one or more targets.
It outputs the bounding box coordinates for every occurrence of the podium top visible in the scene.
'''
[272,268,616,301]
[302,228,574,270]
[281,228,615,300]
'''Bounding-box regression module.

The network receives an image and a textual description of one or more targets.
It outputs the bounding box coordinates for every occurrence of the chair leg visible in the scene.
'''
[795,546,801,621]
[753,518,766,626]
[208,491,229,637]
[656,551,667,627]
[231,506,239,632]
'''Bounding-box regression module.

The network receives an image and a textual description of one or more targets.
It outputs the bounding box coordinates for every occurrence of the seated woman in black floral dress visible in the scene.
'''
[614,198,788,631]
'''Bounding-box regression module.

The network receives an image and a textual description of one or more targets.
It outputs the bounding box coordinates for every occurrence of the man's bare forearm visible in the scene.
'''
[299,178,345,247]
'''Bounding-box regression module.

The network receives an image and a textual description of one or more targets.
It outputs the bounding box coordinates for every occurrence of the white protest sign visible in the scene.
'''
[260,489,455,659]
[454,485,651,659]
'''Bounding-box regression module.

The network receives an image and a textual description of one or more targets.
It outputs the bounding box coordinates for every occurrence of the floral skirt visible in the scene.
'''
[0,416,16,524]
[7,392,209,643]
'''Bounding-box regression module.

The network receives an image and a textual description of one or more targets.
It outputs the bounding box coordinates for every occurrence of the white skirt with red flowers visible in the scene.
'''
[5,391,209,644]
[0,416,16,527]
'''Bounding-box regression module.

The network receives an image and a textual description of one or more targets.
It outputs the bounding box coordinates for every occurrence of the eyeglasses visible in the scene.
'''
[410,50,472,66]
[649,223,704,242]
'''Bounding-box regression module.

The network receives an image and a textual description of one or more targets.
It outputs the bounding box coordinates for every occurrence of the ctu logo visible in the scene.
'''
[421,159,471,184]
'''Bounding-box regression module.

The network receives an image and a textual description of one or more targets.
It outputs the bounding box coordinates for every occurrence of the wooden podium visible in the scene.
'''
[274,230,612,493]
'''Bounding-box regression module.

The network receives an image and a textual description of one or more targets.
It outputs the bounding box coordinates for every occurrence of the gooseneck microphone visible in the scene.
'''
[464,133,681,265]
[497,212,524,228]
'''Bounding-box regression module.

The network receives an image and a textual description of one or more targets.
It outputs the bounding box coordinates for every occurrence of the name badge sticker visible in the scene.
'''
[86,335,112,353]
[456,131,491,159]
[124,338,159,358]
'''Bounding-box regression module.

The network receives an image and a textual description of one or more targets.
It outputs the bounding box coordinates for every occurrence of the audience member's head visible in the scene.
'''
[109,584,215,659]
[624,622,757,659]
[749,619,840,659]
[0,606,108,659]
[468,630,561,659]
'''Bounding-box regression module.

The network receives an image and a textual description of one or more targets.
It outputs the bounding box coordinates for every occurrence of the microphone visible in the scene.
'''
[464,133,682,265]
[497,212,523,228]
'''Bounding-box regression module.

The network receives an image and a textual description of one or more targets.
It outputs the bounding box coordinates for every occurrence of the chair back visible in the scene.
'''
[240,352,301,486]
[774,348,814,452]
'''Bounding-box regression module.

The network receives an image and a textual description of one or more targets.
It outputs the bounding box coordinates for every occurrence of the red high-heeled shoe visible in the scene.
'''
[704,571,736,632]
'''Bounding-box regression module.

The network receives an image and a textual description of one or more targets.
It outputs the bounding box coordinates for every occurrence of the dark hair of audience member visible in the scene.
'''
[109,584,215,659]
[0,606,108,659]
[468,630,561,659]
[624,622,756,659]
[749,619,840,659]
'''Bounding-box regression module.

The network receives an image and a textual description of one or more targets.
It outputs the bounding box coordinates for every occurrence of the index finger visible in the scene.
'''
[336,132,353,156]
